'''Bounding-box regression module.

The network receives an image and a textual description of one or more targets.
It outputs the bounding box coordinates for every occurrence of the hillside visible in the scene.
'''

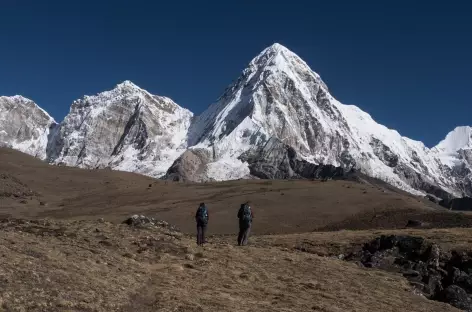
[3,148,472,311]
[0,217,469,312]
[3,147,471,234]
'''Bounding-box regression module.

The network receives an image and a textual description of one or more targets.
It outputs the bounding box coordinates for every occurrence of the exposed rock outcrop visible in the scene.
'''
[239,137,352,180]
[162,148,215,182]
[346,235,472,311]
[440,197,472,211]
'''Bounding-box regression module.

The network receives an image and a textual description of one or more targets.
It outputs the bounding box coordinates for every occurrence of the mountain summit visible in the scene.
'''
[46,81,193,177]
[0,45,470,199]
[170,44,472,198]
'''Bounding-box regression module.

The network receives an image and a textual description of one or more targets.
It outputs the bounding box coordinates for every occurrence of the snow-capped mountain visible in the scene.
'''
[0,43,470,199]
[47,81,193,177]
[434,126,472,163]
[168,43,471,198]
[0,95,57,160]
[432,126,472,197]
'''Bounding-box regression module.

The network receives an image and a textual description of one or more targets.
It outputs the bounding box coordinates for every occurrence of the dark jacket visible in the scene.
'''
[195,205,209,224]
[237,204,254,221]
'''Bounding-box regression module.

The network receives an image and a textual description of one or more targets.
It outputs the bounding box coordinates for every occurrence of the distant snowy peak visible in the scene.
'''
[0,95,56,123]
[188,42,329,147]
[115,80,142,92]
[248,42,329,91]
[432,126,472,174]
[435,126,472,153]
[48,81,193,177]
[0,95,57,160]
[71,80,186,115]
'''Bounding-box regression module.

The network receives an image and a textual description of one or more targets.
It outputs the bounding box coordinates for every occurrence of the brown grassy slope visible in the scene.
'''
[243,227,472,258]
[1,147,469,235]
[0,218,463,312]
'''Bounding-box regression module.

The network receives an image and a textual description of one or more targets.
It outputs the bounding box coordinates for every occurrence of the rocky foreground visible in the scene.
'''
[347,235,472,311]
[0,216,470,312]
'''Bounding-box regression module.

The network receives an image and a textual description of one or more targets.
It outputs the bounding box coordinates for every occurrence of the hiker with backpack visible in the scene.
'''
[237,201,254,246]
[195,202,209,246]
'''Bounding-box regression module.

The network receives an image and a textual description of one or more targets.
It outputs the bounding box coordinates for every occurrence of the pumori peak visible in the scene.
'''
[250,43,311,70]
[114,80,142,91]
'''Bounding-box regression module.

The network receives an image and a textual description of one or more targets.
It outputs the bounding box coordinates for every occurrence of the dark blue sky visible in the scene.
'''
[1,1,470,147]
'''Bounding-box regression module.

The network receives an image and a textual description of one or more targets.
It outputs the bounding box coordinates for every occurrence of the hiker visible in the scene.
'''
[195,202,209,246]
[237,201,254,246]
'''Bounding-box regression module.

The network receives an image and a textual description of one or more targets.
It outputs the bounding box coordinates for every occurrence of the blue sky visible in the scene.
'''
[1,0,470,147]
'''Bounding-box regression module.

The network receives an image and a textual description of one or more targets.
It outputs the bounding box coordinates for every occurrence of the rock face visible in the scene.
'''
[47,81,193,177]
[439,286,472,311]
[440,197,472,211]
[405,220,429,228]
[0,96,57,160]
[163,148,215,182]
[347,235,472,311]
[239,137,352,180]
[0,44,471,200]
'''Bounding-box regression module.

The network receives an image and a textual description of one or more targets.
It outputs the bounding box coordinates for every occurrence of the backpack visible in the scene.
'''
[240,203,252,224]
[196,205,208,224]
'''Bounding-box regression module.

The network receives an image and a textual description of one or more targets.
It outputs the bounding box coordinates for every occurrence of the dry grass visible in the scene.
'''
[245,227,472,257]
[2,148,469,235]
[0,219,465,312]
[1,148,471,311]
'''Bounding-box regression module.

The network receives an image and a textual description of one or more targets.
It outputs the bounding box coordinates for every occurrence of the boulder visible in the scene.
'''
[405,220,427,228]
[122,215,180,232]
[123,215,156,227]
[452,268,472,293]
[437,285,472,311]
[347,235,472,310]
[426,244,441,269]
[425,194,441,204]
[402,270,422,282]
[162,148,214,182]
[427,275,444,298]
